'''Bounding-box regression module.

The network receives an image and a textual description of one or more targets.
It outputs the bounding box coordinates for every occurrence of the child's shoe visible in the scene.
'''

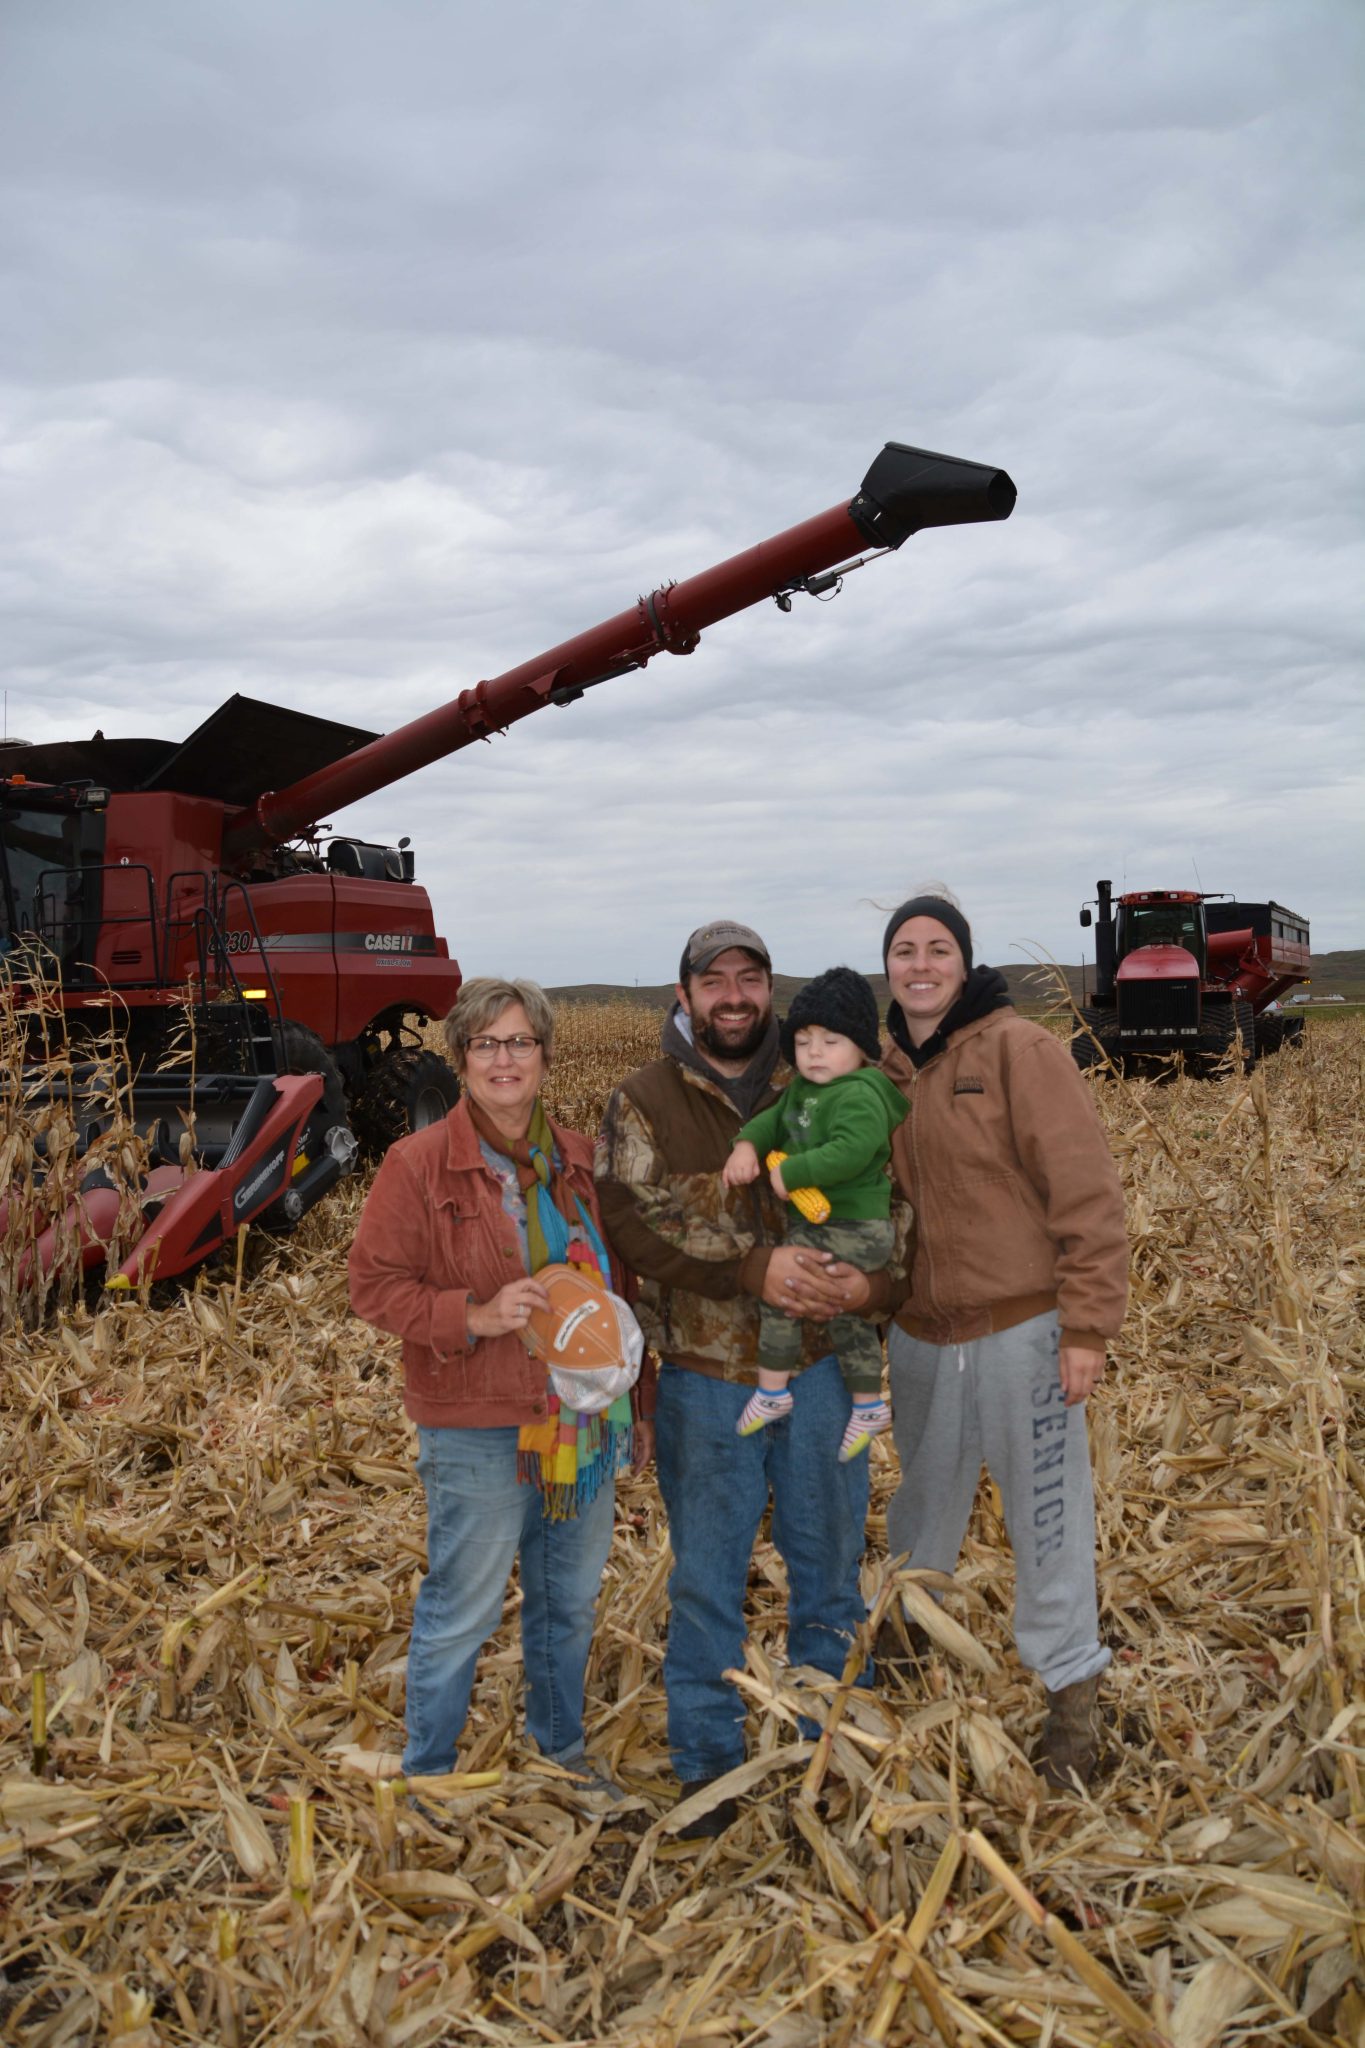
[736,1388,794,1436]
[839,1398,891,1462]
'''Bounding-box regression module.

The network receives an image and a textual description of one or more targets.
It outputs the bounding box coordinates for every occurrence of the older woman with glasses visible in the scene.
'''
[350,977,654,1802]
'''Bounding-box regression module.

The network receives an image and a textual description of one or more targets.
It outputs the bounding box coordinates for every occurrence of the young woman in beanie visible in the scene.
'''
[722,966,908,1461]
[879,888,1128,1791]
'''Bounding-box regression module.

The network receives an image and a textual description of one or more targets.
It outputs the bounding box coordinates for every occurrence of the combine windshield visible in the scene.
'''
[0,798,103,981]
[1118,903,1205,970]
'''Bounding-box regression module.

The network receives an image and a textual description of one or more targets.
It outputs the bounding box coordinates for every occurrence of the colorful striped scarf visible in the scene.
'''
[469,1097,633,1520]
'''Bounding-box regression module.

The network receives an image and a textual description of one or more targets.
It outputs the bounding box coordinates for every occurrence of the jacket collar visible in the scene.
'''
[883,1002,1009,1080]
[443,1095,489,1174]
[886,965,1012,1069]
[661,999,784,1120]
[441,1094,589,1180]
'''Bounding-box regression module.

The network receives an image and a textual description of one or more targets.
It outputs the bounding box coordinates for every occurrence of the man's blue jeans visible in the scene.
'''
[402,1425,615,1776]
[655,1354,870,1784]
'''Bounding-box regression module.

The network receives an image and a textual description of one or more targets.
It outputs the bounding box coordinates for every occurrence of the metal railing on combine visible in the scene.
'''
[180,885,284,1076]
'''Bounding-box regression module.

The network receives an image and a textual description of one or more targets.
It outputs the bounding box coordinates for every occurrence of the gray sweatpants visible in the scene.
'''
[886,1311,1109,1694]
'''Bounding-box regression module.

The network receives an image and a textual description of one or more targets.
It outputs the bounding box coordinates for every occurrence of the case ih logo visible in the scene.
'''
[364,933,416,953]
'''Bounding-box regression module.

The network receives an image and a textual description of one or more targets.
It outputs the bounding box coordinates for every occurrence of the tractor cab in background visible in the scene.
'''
[1113,894,1207,974]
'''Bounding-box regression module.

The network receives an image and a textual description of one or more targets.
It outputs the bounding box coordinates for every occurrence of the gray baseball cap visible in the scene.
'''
[679,920,773,980]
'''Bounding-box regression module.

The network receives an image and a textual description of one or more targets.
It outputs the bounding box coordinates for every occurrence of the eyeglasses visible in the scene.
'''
[464,1033,543,1062]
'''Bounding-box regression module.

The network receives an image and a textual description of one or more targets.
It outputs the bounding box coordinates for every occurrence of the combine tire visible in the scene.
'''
[1071,1007,1120,1072]
[273,1020,349,1131]
[351,1046,460,1156]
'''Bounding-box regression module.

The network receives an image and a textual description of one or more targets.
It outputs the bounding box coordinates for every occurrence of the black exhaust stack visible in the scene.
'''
[1094,880,1117,1005]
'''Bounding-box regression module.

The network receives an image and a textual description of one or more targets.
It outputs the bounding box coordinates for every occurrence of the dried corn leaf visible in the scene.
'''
[1171,1957,1258,2048]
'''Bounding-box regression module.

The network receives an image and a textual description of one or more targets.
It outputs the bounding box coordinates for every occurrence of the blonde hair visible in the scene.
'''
[443,977,555,1070]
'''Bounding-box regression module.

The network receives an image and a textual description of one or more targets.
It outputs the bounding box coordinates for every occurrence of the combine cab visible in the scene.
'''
[1,440,1016,1290]
[1073,880,1310,1073]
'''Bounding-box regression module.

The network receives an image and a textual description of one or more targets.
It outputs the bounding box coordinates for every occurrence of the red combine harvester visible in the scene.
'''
[1073,880,1311,1073]
[2,440,1015,1289]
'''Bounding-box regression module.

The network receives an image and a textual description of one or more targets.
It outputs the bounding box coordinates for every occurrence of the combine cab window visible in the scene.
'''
[0,803,103,981]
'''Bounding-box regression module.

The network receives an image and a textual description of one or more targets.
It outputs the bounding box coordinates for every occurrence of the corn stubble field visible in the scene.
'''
[1,1003,1362,2048]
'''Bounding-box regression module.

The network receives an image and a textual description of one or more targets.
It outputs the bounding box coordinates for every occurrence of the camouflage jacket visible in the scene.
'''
[596,1012,908,1383]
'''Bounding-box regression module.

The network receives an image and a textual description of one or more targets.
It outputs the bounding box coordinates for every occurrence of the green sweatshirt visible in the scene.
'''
[738,1067,909,1221]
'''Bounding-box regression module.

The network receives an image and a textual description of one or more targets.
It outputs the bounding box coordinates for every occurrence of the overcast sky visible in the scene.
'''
[3,1,1361,988]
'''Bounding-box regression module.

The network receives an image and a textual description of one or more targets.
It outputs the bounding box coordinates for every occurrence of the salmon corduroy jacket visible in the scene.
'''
[349,1098,655,1428]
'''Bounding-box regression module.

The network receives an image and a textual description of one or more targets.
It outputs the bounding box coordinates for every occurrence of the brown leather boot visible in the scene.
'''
[1037,1674,1103,1791]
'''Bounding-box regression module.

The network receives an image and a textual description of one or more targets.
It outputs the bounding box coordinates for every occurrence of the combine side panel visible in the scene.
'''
[224,876,344,1046]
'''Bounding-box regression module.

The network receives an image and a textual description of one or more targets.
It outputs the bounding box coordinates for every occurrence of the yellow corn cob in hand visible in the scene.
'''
[766,1151,830,1225]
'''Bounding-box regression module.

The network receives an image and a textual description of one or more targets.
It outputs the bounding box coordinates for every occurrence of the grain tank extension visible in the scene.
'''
[2,441,1015,1285]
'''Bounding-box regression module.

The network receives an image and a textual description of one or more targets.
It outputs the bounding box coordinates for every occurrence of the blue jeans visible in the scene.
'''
[402,1425,615,1776]
[655,1354,870,1783]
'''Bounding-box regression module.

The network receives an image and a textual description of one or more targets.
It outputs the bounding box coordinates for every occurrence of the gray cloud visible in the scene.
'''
[2,0,1361,987]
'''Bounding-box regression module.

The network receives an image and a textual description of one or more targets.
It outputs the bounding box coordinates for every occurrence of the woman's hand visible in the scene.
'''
[1059,1346,1104,1406]
[630,1417,656,1475]
[722,1141,761,1188]
[467,1277,551,1341]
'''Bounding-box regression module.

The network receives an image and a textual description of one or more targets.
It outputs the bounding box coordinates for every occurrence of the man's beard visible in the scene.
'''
[692,1006,770,1063]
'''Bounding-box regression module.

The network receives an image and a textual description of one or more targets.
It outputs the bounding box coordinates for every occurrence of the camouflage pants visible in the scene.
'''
[758,1215,895,1396]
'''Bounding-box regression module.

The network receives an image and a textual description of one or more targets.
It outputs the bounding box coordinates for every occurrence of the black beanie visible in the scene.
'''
[780,967,883,1065]
[881,895,973,971]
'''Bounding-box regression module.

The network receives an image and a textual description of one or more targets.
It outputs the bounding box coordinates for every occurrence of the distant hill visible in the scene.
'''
[550,949,1363,1012]
[551,962,1077,1013]
[1307,950,1365,1002]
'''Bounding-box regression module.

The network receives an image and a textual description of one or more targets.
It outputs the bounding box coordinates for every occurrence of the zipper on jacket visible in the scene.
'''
[906,1063,941,1326]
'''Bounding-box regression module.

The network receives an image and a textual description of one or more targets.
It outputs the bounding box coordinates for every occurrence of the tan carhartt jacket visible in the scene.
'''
[884,1008,1128,1352]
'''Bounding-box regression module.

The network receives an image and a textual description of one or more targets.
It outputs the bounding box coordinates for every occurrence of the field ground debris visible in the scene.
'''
[1,1005,1362,2046]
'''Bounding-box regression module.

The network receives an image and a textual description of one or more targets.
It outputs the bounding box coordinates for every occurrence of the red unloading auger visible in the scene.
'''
[223,442,1015,860]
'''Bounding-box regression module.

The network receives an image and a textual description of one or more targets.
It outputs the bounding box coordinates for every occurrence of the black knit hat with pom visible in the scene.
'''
[780,966,882,1066]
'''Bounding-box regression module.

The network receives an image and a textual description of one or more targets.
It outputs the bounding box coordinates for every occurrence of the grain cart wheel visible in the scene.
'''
[273,1020,349,1132]
[1253,1011,1285,1058]
[1233,998,1257,1071]
[1071,1006,1120,1072]
[352,1046,460,1157]
[1281,1014,1306,1046]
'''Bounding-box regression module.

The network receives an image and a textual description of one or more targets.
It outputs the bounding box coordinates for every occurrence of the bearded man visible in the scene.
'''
[595,920,902,1835]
